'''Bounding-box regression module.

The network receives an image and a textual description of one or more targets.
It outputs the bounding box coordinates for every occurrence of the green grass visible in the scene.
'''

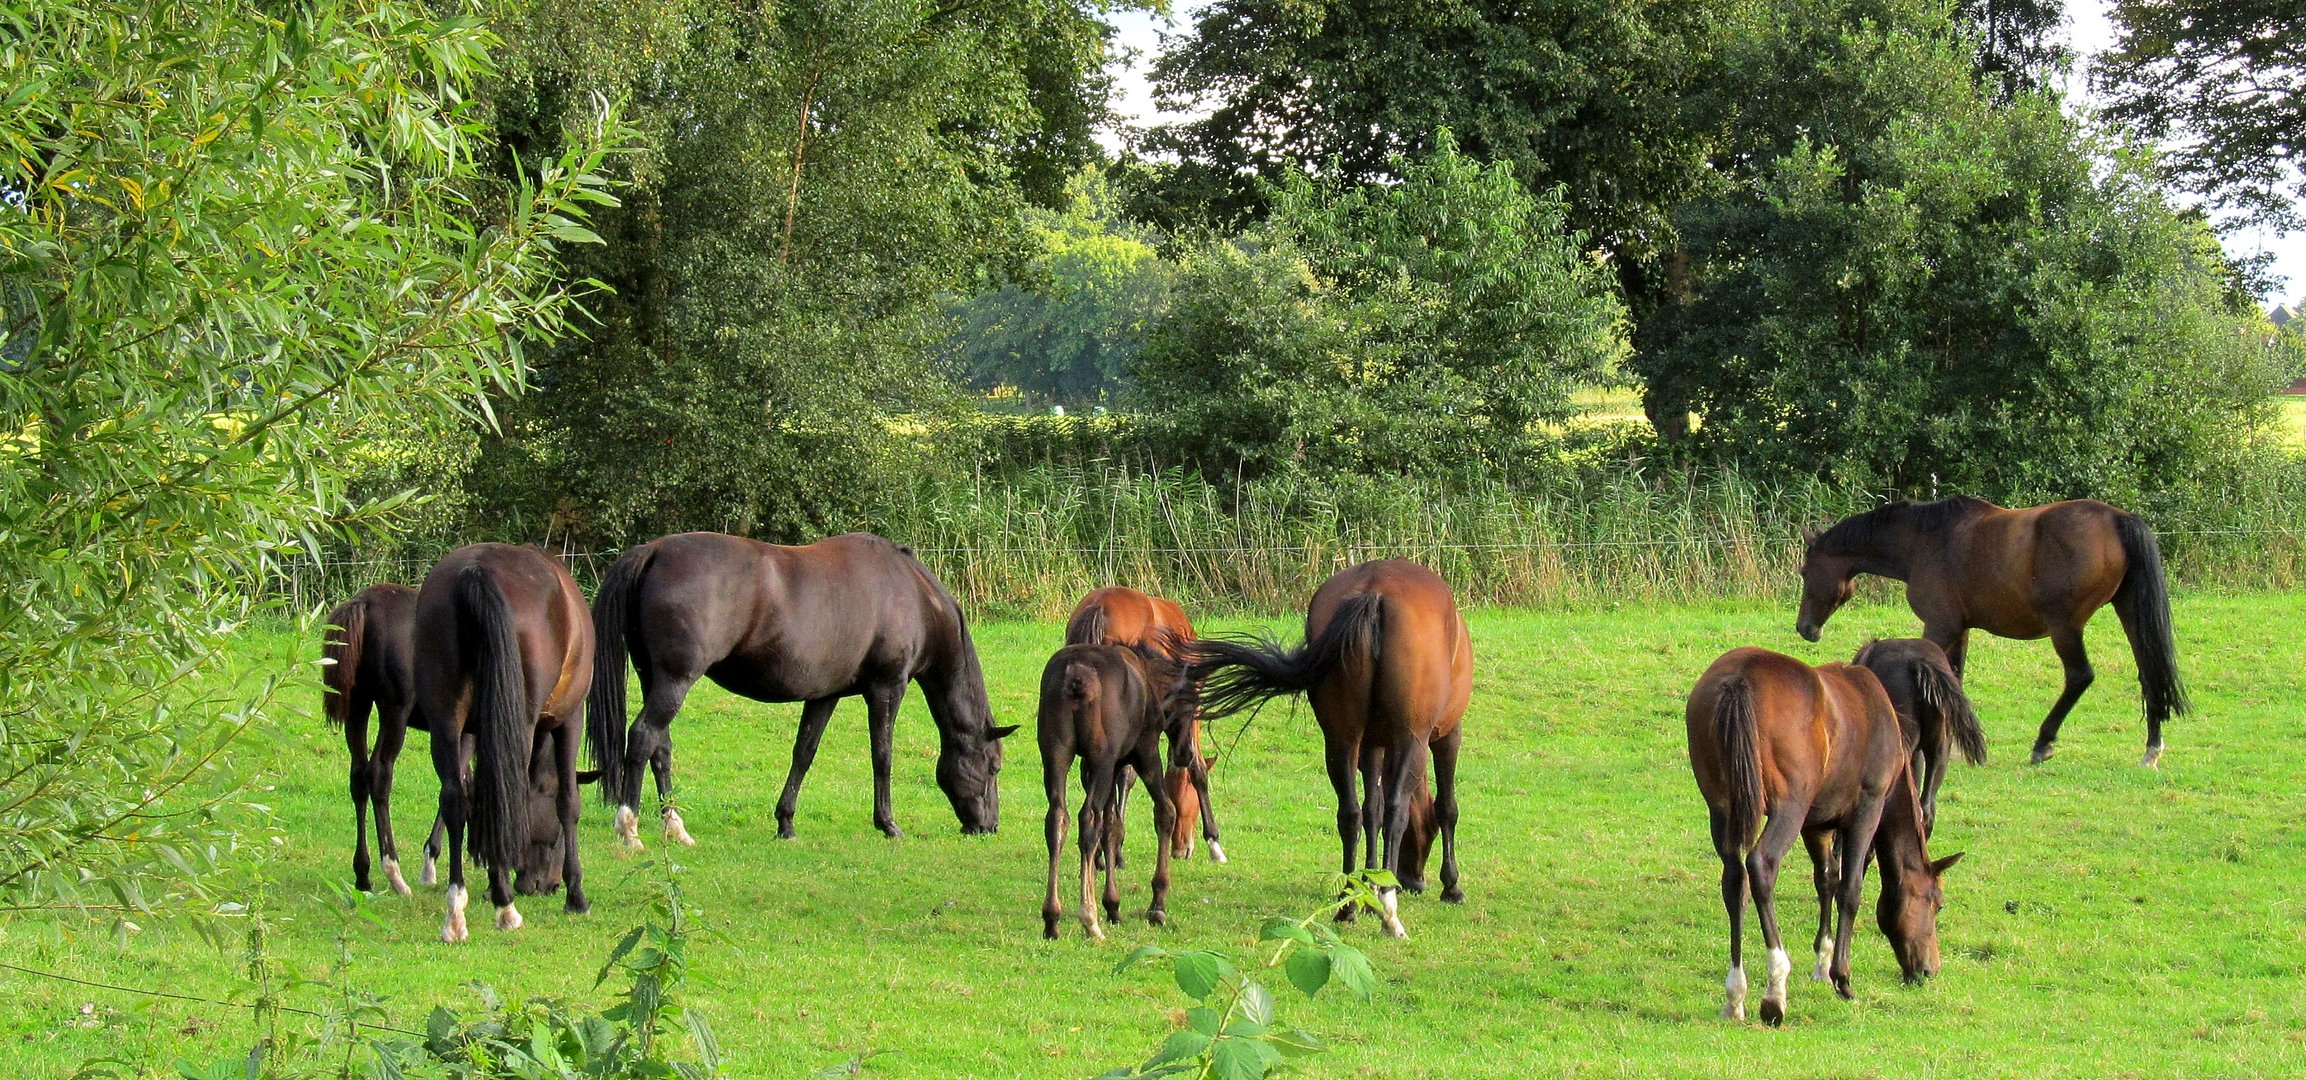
[6,594,2306,1077]
[2282,396,2306,448]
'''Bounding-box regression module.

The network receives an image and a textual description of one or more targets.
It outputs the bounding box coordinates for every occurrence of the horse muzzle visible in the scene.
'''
[1796,622,1821,643]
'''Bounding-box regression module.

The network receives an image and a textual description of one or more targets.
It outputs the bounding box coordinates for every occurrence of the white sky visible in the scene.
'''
[1104,2,2303,304]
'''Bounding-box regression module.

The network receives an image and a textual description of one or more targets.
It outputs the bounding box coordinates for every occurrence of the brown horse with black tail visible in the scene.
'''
[1852,638,1985,834]
[1065,587,1224,863]
[1687,647,1961,1025]
[415,544,595,942]
[1187,560,1469,938]
[321,583,445,895]
[587,532,1016,847]
[1037,642,1197,941]
[1796,497,2189,766]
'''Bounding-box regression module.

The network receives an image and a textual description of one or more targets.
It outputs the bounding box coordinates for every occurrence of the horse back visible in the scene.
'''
[1687,649,1897,822]
[1306,560,1467,744]
[1949,500,2128,628]
[1037,643,1166,763]
[1066,586,1195,657]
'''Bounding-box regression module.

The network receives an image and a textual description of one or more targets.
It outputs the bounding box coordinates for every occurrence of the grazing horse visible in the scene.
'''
[321,583,446,895]
[1064,587,1224,863]
[587,532,1016,846]
[1796,496,2189,766]
[1037,643,1196,941]
[1687,647,1962,1025]
[1852,638,1986,834]
[415,544,595,942]
[1187,560,1469,938]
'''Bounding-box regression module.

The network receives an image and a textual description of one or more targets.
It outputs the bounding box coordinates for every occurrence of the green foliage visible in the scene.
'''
[951,171,1174,408]
[1639,0,2290,503]
[1098,874,1390,1080]
[0,0,623,916]
[1133,132,1625,482]
[2095,0,2306,230]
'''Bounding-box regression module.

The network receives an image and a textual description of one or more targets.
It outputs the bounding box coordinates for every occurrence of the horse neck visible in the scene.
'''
[919,631,994,740]
[1873,770,1933,889]
[1841,510,1920,581]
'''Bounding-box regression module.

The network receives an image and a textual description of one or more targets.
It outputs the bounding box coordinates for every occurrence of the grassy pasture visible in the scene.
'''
[4,593,2304,1077]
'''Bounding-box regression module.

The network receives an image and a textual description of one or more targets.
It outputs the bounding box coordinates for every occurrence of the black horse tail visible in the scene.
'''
[320,595,367,729]
[1189,592,1384,723]
[1714,676,1763,851]
[457,564,531,872]
[1913,658,1987,765]
[587,543,655,808]
[1064,602,1108,647]
[2112,513,2190,724]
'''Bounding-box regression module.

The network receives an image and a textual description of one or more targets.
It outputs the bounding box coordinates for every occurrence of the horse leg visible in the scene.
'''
[556,721,588,915]
[1042,749,1072,939]
[421,811,445,887]
[1100,768,1132,872]
[1921,735,1949,837]
[1829,795,1891,999]
[1077,766,1112,942]
[618,675,695,849]
[433,729,470,943]
[2029,625,2094,764]
[1433,726,1464,904]
[1189,742,1226,865]
[1138,743,1176,928]
[650,723,693,847]
[1324,737,1360,923]
[1803,829,1837,981]
[345,693,376,893]
[1747,797,1808,1026]
[1375,737,1427,939]
[865,682,908,839]
[1713,810,1750,1021]
[774,696,840,840]
[1358,743,1385,873]
[372,702,414,895]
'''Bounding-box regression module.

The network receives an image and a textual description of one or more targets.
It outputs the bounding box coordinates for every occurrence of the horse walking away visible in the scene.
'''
[1852,638,1986,834]
[1186,559,1469,939]
[1797,496,2189,766]
[1065,586,1224,863]
[587,532,1017,847]
[1687,647,1962,1025]
[1037,642,1197,941]
[415,544,596,942]
[321,583,445,895]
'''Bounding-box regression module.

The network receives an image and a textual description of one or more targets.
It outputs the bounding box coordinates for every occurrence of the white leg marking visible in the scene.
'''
[383,856,411,897]
[1379,887,1408,939]
[614,805,643,850]
[1724,965,1748,1021]
[496,903,523,931]
[662,807,696,846]
[1206,840,1228,865]
[441,885,469,943]
[1764,947,1792,1010]
[1813,933,1833,982]
[420,855,437,887]
[2141,744,2164,768]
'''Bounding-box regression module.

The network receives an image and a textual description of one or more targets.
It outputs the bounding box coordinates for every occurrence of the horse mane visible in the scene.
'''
[1813,496,1990,556]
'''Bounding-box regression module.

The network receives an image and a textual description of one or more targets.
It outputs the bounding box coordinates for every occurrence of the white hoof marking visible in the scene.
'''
[1379,887,1408,939]
[614,805,644,850]
[441,885,469,943]
[2141,745,2164,768]
[1763,947,1792,1012]
[496,903,523,932]
[1724,965,1748,1021]
[383,857,411,897]
[420,856,437,887]
[1812,934,1832,981]
[662,807,696,846]
[1207,841,1228,865]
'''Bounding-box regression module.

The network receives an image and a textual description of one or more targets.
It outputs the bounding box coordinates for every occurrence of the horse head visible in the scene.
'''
[1878,849,1963,984]
[1795,535,1859,642]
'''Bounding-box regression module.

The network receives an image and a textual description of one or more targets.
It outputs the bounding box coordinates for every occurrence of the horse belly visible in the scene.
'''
[704,652,858,704]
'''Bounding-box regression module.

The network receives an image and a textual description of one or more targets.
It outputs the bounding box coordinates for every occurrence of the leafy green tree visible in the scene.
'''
[0,1,623,912]
[2095,0,2306,230]
[467,0,1134,544]
[1643,0,2287,503]
[1134,133,1625,482]
[1957,0,2069,93]
[951,173,1174,408]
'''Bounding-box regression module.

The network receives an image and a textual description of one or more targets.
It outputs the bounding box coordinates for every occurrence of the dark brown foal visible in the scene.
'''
[1038,643,1196,941]
[1065,586,1224,863]
[1853,638,1985,834]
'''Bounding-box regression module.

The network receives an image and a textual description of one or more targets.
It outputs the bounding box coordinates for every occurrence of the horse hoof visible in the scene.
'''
[1759,999,1784,1027]
[383,858,411,897]
[420,858,437,887]
[1206,841,1228,865]
[1441,886,1464,905]
[2140,745,2164,768]
[1402,876,1427,895]
[614,806,644,849]
[442,885,469,943]
[565,897,590,916]
[1832,977,1853,1001]
[2029,744,2055,765]
[776,821,796,840]
[496,904,523,931]
[879,825,904,840]
[1723,1003,1746,1022]
[1147,909,1166,927]
[663,808,697,846]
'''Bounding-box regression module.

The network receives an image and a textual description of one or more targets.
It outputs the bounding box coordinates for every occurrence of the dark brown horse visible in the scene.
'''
[588,532,1016,846]
[1852,638,1986,833]
[415,544,595,942]
[321,583,445,895]
[1796,496,2189,766]
[1687,647,1961,1025]
[1037,643,1197,940]
[1187,560,1469,938]
[1064,587,1224,862]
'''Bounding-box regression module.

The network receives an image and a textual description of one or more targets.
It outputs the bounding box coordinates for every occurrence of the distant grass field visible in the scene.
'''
[5,594,2305,1077]
[2283,396,2306,447]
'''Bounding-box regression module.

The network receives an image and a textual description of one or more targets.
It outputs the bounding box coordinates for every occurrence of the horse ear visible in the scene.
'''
[575,769,603,785]
[1799,524,1820,547]
[989,724,1020,740]
[1931,851,1964,875]
[1204,751,1219,765]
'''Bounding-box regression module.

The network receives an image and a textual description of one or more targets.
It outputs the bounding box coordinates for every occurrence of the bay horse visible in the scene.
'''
[1851,638,1986,834]
[1796,496,2188,766]
[1687,647,1961,1025]
[1037,642,1197,940]
[588,532,1016,846]
[1187,559,1469,938]
[1064,587,1224,863]
[321,583,444,895]
[414,543,595,942]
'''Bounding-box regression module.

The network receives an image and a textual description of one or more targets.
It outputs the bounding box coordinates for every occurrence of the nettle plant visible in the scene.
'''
[1099,872,1391,1080]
